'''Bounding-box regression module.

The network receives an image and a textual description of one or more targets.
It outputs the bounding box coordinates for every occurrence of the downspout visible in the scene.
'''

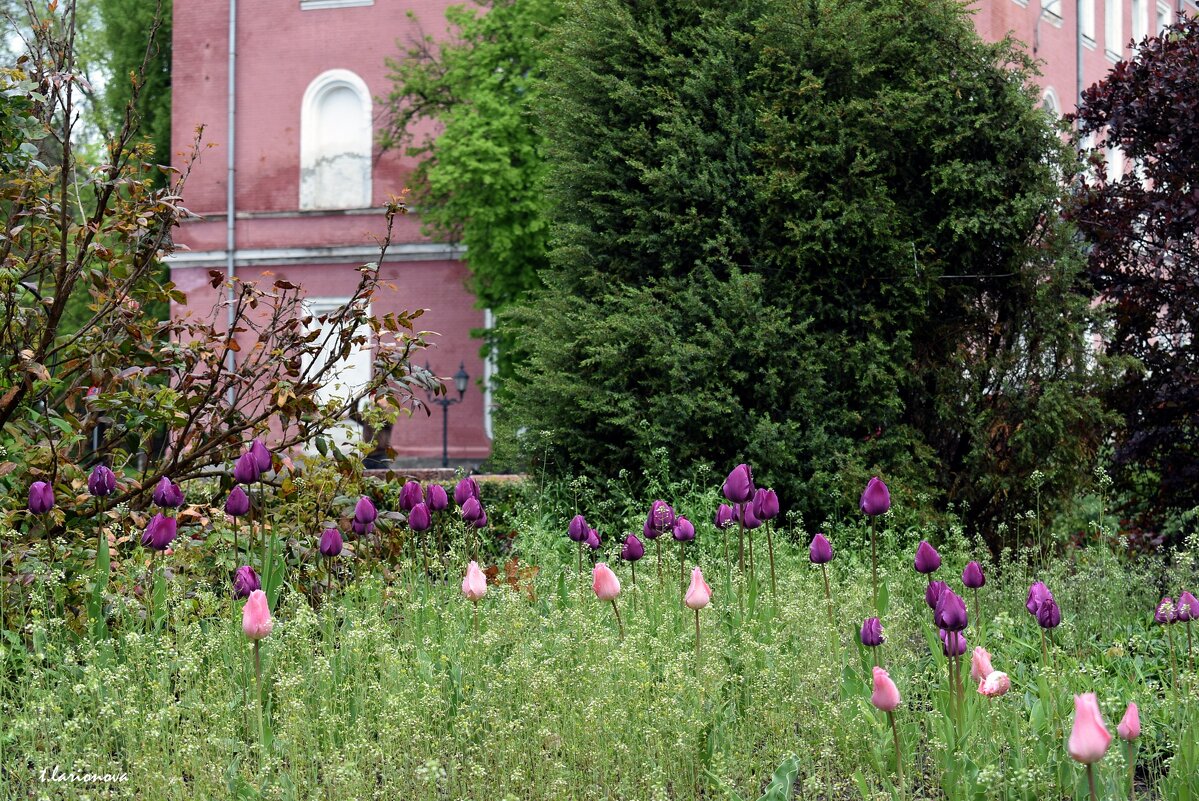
[1076,0,1084,116]
[225,0,238,401]
[483,308,495,441]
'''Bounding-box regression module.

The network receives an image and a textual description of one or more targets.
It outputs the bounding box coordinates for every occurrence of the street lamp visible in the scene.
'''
[426,361,469,468]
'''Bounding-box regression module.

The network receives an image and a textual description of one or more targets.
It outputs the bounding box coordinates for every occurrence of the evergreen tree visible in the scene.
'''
[498,0,1116,541]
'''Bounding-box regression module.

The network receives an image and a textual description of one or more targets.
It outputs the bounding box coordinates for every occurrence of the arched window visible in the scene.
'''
[1042,88,1060,117]
[300,69,372,210]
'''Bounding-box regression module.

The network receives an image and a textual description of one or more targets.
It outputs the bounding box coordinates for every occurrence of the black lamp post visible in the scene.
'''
[426,362,469,468]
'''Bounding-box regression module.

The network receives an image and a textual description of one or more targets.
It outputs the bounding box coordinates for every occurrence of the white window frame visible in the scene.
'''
[299,69,373,210]
[1155,1,1172,33]
[1105,0,1124,60]
[1132,0,1148,43]
[1081,0,1097,43]
[301,297,373,407]
[300,0,373,9]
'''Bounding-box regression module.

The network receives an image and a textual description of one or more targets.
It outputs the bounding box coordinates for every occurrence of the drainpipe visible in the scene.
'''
[225,0,238,402]
[483,308,495,441]
[1076,0,1084,115]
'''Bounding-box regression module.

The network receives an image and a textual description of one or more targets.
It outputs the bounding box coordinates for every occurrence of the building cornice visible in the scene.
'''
[165,242,464,271]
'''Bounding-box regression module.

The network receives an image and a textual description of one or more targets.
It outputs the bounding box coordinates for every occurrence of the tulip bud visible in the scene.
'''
[233,565,261,598]
[250,438,272,473]
[87,464,116,498]
[925,580,948,610]
[1036,597,1061,629]
[152,477,184,508]
[473,510,489,529]
[1117,702,1140,741]
[714,504,735,530]
[234,451,261,485]
[241,589,274,641]
[426,484,449,512]
[809,533,833,564]
[453,477,480,506]
[354,496,378,524]
[648,500,675,534]
[752,488,779,521]
[1155,596,1176,625]
[934,589,968,632]
[1067,693,1112,764]
[462,560,487,602]
[568,514,589,542]
[860,617,884,647]
[460,496,483,526]
[1026,582,1052,616]
[962,560,985,589]
[620,534,645,562]
[584,527,600,550]
[684,567,711,610]
[408,502,432,532]
[672,516,696,542]
[351,518,374,536]
[225,486,250,518]
[142,512,178,551]
[940,628,968,657]
[914,540,941,574]
[721,464,754,504]
[738,501,763,530]
[970,646,995,683]
[978,671,1011,698]
[1177,591,1198,622]
[870,666,901,711]
[318,528,343,557]
[399,480,423,512]
[592,563,621,601]
[859,476,891,516]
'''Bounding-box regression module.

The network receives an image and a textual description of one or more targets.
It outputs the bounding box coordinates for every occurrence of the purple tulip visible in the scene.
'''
[427,484,449,512]
[351,519,374,536]
[233,565,261,598]
[939,628,968,657]
[672,516,696,542]
[925,580,948,609]
[1178,591,1198,623]
[1026,582,1052,616]
[752,488,779,521]
[714,504,735,529]
[738,501,763,530]
[399,480,423,512]
[461,497,483,525]
[87,464,116,498]
[28,481,55,514]
[1155,596,1176,624]
[225,486,250,517]
[152,477,184,509]
[473,510,489,529]
[233,450,261,485]
[568,514,589,542]
[250,438,272,472]
[142,513,178,550]
[860,617,884,647]
[584,528,600,550]
[934,589,968,632]
[722,464,755,504]
[914,540,941,574]
[809,533,833,564]
[647,500,675,535]
[1036,597,1061,629]
[453,477,480,506]
[859,476,891,516]
[620,534,645,562]
[962,561,985,589]
[409,502,432,532]
[354,496,377,524]
[318,527,343,557]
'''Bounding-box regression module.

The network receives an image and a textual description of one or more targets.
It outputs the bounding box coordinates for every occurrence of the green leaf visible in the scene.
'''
[755,754,801,801]
[88,528,110,640]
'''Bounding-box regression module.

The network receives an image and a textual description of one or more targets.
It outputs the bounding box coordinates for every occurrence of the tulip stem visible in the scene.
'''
[1087,762,1097,801]
[577,540,582,579]
[656,539,662,583]
[680,541,686,602]
[631,561,637,615]
[232,516,239,576]
[1127,741,1136,801]
[695,608,701,664]
[253,639,264,757]
[973,587,981,640]
[1166,623,1179,691]
[611,599,624,641]
[820,563,835,632]
[766,522,776,597]
[737,513,745,573]
[721,525,729,584]
[1186,620,1194,675]
[1040,627,1048,668]
[870,517,879,615]
[887,710,903,799]
[473,601,479,636]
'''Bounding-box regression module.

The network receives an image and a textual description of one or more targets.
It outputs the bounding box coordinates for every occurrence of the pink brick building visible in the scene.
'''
[168,0,1196,467]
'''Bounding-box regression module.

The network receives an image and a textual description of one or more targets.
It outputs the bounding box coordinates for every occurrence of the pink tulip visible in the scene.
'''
[1117,702,1140,740]
[978,671,1011,698]
[592,563,621,601]
[241,589,273,641]
[870,666,901,712]
[1067,693,1113,764]
[462,560,487,602]
[684,567,711,610]
[970,646,995,684]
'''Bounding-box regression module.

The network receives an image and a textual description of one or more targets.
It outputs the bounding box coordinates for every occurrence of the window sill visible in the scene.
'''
[300,0,373,10]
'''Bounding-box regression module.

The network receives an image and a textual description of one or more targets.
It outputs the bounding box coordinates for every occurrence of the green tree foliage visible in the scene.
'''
[381,0,559,373]
[497,0,1117,541]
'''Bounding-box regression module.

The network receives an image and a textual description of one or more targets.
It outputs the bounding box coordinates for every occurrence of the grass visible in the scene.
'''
[2,508,1199,800]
